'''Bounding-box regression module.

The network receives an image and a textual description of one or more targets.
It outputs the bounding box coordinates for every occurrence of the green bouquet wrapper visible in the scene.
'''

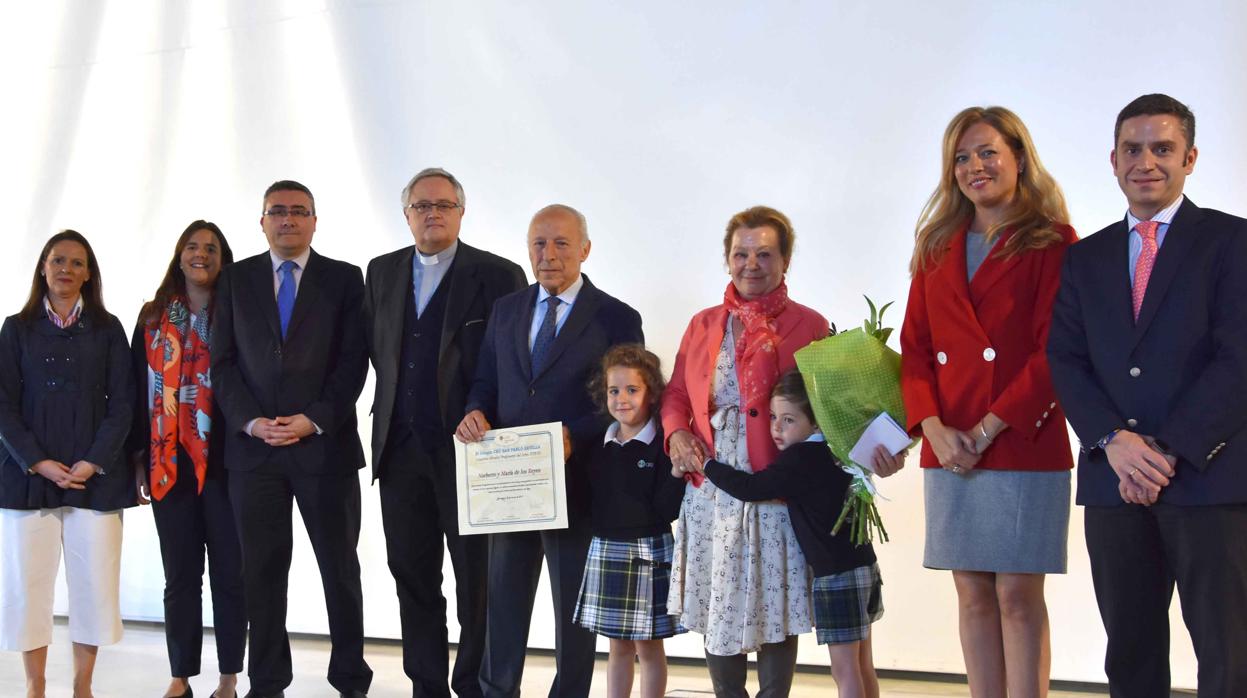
[793,300,917,545]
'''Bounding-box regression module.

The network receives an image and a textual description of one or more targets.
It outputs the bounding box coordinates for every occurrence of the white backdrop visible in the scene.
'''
[3,0,1246,689]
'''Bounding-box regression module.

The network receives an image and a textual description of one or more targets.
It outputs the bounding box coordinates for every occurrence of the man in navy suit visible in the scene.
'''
[1048,94,1247,698]
[456,204,643,698]
[212,180,372,698]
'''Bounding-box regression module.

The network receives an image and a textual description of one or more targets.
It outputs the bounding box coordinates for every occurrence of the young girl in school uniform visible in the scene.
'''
[690,369,904,698]
[573,343,687,698]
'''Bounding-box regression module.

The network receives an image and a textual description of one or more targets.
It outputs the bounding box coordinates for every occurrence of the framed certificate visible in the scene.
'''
[455,421,568,535]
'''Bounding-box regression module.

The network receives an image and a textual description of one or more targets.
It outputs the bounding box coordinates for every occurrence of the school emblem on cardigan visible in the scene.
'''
[637,459,654,469]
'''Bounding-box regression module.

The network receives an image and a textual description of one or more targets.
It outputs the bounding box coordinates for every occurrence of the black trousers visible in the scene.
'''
[152,467,246,678]
[1085,502,1247,698]
[229,466,373,695]
[380,431,488,698]
[478,522,595,698]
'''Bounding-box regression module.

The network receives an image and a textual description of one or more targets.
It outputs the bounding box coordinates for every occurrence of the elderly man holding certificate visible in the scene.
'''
[455,204,643,698]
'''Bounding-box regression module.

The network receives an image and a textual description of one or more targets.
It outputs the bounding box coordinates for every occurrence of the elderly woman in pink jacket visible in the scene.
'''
[662,206,829,697]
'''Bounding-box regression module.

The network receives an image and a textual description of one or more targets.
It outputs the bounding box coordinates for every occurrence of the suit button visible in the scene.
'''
[413,333,422,338]
[1042,411,1049,419]
[1049,402,1057,409]
[1035,420,1042,428]
[530,388,536,396]
[408,362,416,368]
[274,349,282,357]
[937,351,948,365]
[1129,367,1141,378]
[983,348,996,361]
[749,408,759,417]
[1126,418,1138,428]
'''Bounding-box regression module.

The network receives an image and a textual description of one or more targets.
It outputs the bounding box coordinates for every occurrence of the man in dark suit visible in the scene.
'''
[363,168,526,698]
[212,180,373,698]
[456,204,643,698]
[1048,94,1247,698]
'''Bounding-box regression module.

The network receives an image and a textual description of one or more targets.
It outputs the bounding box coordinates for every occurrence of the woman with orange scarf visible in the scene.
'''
[130,221,243,698]
[662,206,829,697]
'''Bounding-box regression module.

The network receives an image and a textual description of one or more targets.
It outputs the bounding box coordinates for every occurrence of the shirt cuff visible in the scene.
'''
[244,418,260,437]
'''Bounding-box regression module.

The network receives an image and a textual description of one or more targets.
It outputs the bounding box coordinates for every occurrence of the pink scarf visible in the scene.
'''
[722,280,790,410]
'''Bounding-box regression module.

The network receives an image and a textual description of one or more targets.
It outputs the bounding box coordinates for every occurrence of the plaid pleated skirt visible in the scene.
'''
[811,563,884,645]
[573,532,683,640]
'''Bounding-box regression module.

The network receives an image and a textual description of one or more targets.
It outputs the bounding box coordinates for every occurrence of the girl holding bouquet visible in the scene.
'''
[691,369,903,698]
[900,106,1077,697]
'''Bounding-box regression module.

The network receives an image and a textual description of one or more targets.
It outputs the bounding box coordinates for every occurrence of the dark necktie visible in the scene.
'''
[277,260,298,339]
[530,296,561,374]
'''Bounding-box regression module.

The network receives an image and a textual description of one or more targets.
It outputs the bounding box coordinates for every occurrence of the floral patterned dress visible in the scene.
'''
[668,322,813,655]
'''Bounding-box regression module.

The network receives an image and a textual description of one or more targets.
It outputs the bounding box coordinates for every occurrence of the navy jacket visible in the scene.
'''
[465,275,643,519]
[210,249,368,475]
[0,312,135,510]
[1048,198,1247,506]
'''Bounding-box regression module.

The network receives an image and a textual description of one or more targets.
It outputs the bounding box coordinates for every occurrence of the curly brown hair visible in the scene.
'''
[589,343,666,415]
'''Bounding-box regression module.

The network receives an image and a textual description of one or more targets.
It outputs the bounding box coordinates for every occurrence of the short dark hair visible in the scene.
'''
[263,179,315,212]
[589,343,666,414]
[20,230,108,325]
[770,369,815,423]
[1115,93,1195,151]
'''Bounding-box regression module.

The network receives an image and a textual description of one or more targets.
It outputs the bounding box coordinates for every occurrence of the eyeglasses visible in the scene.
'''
[405,201,462,215]
[263,207,314,218]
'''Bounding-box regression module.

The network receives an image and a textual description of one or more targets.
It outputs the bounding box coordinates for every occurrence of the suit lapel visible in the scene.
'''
[284,249,323,341]
[1131,199,1202,348]
[248,255,283,341]
[968,231,1023,303]
[513,285,539,383]
[439,243,479,361]
[933,229,988,337]
[532,276,600,382]
[379,247,415,361]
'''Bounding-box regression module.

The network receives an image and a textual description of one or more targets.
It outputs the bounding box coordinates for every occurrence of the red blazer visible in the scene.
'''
[901,224,1077,472]
[662,300,829,480]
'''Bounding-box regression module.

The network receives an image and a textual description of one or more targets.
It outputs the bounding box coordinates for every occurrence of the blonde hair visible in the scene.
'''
[910,106,1069,275]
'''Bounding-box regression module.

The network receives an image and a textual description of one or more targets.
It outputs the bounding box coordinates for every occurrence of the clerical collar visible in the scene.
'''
[417,240,459,266]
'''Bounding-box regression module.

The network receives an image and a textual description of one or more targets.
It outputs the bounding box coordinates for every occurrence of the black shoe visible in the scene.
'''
[167,684,193,698]
[241,692,283,698]
[339,692,367,698]
[210,690,238,698]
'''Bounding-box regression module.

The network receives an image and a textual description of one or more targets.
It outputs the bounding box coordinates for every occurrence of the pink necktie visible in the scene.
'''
[1132,220,1159,322]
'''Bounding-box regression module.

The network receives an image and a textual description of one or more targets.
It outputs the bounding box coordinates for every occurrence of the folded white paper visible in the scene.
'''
[848,411,911,472]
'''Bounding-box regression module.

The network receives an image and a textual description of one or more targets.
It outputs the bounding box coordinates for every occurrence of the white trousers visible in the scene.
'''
[0,507,124,651]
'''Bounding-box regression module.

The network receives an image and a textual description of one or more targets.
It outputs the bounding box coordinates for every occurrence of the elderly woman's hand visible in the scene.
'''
[920,416,980,474]
[668,429,708,475]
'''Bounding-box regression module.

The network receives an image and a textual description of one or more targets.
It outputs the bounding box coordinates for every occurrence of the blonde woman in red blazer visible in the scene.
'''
[662,206,829,696]
[901,107,1076,698]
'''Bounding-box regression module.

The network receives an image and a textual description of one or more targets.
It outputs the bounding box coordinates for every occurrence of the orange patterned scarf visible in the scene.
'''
[144,299,213,500]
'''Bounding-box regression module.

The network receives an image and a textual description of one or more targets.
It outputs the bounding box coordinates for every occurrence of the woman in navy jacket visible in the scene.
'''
[0,230,135,698]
